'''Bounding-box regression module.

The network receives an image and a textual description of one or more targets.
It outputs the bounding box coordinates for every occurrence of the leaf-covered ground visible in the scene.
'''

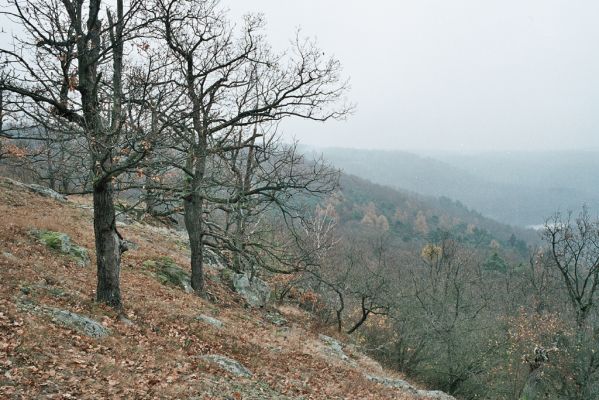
[0,177,423,399]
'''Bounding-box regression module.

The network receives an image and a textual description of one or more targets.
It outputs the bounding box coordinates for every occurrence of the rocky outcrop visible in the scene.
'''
[48,308,111,339]
[417,389,457,400]
[319,334,355,364]
[366,374,457,400]
[2,178,67,202]
[232,272,271,307]
[196,314,223,328]
[264,311,287,327]
[31,229,90,267]
[365,375,417,393]
[318,333,456,400]
[203,248,226,270]
[143,257,193,293]
[17,298,110,338]
[201,354,252,378]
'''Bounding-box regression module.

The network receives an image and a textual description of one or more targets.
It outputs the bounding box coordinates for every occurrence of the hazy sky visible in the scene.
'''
[2,1,598,152]
[227,0,599,151]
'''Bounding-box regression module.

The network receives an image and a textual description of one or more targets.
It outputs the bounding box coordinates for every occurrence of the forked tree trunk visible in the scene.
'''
[94,179,123,309]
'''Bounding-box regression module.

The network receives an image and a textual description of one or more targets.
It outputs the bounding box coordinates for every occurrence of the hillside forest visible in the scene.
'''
[1,1,599,399]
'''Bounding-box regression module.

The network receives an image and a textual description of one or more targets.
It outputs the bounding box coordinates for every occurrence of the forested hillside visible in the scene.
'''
[292,171,599,399]
[318,147,599,226]
[335,173,536,251]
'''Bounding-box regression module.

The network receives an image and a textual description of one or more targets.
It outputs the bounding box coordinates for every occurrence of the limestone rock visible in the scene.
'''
[201,354,252,377]
[31,229,90,267]
[417,390,457,400]
[204,248,226,270]
[17,299,110,338]
[143,257,193,293]
[365,375,417,394]
[26,183,67,202]
[49,308,111,338]
[366,373,457,400]
[2,251,18,263]
[38,230,71,253]
[196,314,223,328]
[319,334,352,362]
[264,311,288,327]
[3,179,67,202]
[230,272,271,308]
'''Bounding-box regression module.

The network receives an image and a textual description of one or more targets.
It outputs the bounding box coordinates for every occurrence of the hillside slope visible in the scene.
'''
[335,173,536,250]
[318,147,599,226]
[0,177,451,399]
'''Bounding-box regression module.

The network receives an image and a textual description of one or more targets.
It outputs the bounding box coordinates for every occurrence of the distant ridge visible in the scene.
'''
[315,147,599,227]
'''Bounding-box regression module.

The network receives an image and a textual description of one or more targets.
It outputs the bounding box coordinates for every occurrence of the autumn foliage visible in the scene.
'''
[0,178,421,399]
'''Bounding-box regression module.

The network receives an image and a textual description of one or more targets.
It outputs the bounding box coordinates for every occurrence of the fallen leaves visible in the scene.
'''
[0,178,420,399]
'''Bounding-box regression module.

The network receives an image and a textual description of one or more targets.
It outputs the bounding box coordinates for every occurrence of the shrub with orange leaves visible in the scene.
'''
[3,142,28,159]
[299,289,325,313]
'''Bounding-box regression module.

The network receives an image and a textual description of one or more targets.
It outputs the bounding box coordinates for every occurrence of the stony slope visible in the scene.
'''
[0,177,452,399]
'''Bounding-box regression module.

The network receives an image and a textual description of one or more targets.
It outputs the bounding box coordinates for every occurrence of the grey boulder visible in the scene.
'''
[231,273,271,308]
[201,354,252,378]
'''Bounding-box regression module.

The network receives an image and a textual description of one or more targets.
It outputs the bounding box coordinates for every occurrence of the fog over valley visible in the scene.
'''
[315,147,599,228]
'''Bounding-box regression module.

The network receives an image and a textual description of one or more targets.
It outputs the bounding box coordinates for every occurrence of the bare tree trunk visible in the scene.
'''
[184,144,206,295]
[232,135,255,273]
[84,0,123,309]
[0,89,3,134]
[336,305,343,333]
[46,141,57,191]
[347,296,370,334]
[144,171,159,216]
[0,89,4,157]
[144,110,159,216]
[184,188,205,295]
[94,178,122,309]
[232,215,245,273]
[334,287,344,333]
[1,0,152,311]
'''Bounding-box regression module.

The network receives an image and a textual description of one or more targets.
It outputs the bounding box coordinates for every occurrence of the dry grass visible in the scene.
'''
[0,177,419,399]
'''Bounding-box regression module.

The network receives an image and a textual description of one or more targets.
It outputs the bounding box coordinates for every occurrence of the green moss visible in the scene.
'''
[143,257,192,293]
[39,231,71,252]
[32,230,89,267]
[219,268,235,288]
[156,256,178,268]
[142,260,157,269]
[47,287,65,297]
[69,245,90,267]
[156,266,186,286]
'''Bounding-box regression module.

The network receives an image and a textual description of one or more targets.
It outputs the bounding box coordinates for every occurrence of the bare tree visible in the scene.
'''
[147,0,351,295]
[216,136,340,275]
[543,208,599,326]
[405,236,493,395]
[0,0,160,309]
[539,208,599,399]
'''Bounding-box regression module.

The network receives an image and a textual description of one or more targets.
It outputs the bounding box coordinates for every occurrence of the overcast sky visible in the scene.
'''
[2,1,598,152]
[227,0,599,152]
